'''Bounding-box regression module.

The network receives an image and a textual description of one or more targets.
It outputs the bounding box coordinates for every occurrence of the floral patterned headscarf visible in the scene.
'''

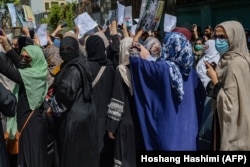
[161,32,194,100]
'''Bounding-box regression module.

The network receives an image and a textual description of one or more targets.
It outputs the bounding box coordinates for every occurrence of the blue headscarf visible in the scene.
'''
[161,32,194,100]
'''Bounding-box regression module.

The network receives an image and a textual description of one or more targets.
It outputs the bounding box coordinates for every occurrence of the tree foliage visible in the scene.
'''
[42,3,75,31]
[0,0,20,7]
[46,4,62,30]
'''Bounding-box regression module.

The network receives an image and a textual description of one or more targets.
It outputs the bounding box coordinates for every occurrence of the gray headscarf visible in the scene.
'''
[143,37,162,59]
[118,37,133,95]
[215,21,250,79]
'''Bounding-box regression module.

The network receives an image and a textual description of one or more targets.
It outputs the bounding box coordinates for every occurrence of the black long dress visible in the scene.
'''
[0,83,17,167]
[52,58,99,167]
[86,35,116,167]
[0,49,48,167]
[106,69,142,167]
[88,60,115,165]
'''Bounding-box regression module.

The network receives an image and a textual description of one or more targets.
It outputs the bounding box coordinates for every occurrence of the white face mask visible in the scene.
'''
[146,54,158,61]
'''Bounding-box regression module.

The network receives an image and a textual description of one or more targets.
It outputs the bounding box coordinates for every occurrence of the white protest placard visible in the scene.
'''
[130,24,137,36]
[164,13,177,32]
[35,24,48,46]
[134,18,139,23]
[117,1,125,25]
[74,12,98,39]
[124,6,133,27]
[7,3,17,27]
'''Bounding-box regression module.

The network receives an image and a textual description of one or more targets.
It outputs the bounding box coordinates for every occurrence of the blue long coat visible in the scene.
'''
[130,57,206,150]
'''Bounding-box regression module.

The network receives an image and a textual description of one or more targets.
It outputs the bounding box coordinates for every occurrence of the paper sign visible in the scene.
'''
[130,24,137,36]
[103,19,108,30]
[151,1,165,31]
[164,13,177,32]
[0,9,5,29]
[22,5,36,28]
[35,24,48,46]
[139,0,147,19]
[74,12,98,39]
[124,6,133,27]
[16,9,27,27]
[136,0,159,31]
[134,18,139,23]
[7,3,17,27]
[117,1,125,25]
[108,10,117,25]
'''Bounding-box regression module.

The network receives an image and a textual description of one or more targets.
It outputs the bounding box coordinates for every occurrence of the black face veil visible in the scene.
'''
[59,36,80,63]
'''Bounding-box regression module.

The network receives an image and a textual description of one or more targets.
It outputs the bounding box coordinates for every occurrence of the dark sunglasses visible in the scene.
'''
[214,34,227,39]
[21,55,32,61]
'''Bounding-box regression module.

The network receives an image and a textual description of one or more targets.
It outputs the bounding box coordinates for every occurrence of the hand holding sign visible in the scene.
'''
[74,12,98,39]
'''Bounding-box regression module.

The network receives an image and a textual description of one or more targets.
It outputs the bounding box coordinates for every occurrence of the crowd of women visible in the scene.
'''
[0,18,250,167]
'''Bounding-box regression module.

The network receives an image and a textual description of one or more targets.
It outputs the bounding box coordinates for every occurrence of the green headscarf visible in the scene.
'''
[18,45,48,110]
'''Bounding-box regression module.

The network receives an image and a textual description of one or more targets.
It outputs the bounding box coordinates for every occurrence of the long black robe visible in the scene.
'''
[88,61,115,167]
[86,35,116,167]
[0,49,48,167]
[52,58,99,167]
[106,69,143,167]
[0,83,17,167]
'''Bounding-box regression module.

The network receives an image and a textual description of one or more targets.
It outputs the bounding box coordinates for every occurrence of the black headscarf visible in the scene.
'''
[85,35,107,65]
[53,36,92,100]
[59,36,80,63]
[15,36,34,54]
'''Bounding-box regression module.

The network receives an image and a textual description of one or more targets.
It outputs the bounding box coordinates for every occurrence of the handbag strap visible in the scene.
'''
[92,66,106,88]
[19,110,35,134]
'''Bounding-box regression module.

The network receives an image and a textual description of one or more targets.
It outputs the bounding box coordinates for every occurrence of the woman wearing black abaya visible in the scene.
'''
[0,83,17,167]
[106,37,139,167]
[50,36,98,167]
[85,35,116,167]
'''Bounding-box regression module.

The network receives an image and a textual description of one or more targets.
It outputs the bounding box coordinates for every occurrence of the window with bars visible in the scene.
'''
[45,2,50,11]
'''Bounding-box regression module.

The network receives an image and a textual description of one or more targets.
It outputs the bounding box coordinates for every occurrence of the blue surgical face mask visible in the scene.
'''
[53,38,61,47]
[215,38,229,55]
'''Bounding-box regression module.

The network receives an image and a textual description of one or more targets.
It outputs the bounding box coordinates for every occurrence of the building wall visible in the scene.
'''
[44,0,67,12]
[176,0,250,30]
[20,0,44,14]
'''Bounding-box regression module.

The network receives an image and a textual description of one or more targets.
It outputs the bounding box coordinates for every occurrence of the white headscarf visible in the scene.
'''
[196,39,220,88]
